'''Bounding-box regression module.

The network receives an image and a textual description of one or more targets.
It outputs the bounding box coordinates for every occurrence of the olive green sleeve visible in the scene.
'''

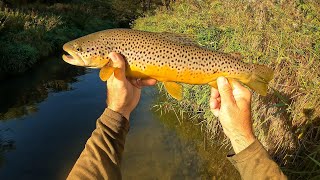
[227,140,287,180]
[67,108,129,180]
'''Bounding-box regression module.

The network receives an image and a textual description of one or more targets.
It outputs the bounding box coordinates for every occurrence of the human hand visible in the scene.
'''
[210,77,255,153]
[106,52,157,120]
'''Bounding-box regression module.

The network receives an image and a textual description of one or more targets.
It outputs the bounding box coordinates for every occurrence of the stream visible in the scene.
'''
[0,56,239,179]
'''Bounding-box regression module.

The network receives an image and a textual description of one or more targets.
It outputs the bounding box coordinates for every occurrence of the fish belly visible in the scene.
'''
[126,62,216,84]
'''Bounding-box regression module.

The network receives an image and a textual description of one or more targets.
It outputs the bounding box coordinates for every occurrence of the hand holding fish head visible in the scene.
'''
[106,52,157,120]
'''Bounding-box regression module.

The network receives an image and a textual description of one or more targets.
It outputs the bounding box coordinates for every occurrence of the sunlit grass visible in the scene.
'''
[134,0,320,178]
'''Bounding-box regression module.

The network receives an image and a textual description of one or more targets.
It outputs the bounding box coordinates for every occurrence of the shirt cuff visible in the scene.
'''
[99,108,130,133]
[227,140,264,165]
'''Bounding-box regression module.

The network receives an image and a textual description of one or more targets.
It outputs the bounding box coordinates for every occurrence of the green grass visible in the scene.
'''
[134,0,320,178]
[0,0,116,75]
[0,0,165,76]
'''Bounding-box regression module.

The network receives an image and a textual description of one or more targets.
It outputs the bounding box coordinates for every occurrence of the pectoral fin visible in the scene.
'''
[163,82,183,100]
[99,66,115,81]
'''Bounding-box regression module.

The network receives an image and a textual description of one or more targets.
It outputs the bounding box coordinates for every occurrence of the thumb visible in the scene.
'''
[109,52,126,80]
[217,77,235,106]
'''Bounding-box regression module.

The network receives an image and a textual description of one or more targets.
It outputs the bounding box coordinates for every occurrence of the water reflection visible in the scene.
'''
[0,59,240,179]
[0,57,86,120]
[122,89,240,180]
[0,56,85,171]
[0,128,15,167]
[0,69,106,180]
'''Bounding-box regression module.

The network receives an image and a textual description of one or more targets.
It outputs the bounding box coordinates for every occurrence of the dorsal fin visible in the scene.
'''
[158,32,199,47]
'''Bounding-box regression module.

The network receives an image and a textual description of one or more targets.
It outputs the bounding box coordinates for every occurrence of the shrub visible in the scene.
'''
[0,42,39,73]
[0,0,117,75]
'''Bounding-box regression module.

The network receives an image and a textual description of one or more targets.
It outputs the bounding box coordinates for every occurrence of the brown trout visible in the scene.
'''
[62,28,273,100]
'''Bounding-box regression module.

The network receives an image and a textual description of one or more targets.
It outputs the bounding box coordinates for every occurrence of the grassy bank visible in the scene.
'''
[134,0,320,178]
[0,0,168,77]
[0,0,117,76]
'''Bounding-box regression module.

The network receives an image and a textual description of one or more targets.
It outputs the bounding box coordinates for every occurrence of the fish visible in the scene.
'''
[62,28,273,100]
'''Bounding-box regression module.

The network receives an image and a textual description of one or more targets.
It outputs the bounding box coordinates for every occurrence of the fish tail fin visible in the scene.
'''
[244,64,274,96]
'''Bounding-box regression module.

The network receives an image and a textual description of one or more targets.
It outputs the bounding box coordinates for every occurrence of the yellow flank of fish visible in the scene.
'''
[62,28,274,100]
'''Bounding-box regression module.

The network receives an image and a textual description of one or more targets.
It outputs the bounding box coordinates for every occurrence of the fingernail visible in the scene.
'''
[217,77,227,85]
[136,78,141,85]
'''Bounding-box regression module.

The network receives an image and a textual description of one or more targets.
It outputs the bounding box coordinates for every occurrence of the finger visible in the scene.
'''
[210,101,220,117]
[231,80,252,107]
[210,98,220,110]
[139,79,157,87]
[210,87,221,117]
[128,78,142,89]
[231,81,251,99]
[211,87,220,99]
[129,78,157,88]
[217,77,236,106]
[210,87,221,109]
[109,52,126,80]
[210,96,220,117]
[212,107,220,117]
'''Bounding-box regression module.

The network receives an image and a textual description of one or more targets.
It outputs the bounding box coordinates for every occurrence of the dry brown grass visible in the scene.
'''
[134,0,320,178]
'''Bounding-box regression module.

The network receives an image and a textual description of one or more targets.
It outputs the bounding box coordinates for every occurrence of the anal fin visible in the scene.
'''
[99,66,115,81]
[163,82,183,100]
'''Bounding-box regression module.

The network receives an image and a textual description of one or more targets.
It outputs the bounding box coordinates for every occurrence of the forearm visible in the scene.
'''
[67,108,129,180]
[227,140,287,180]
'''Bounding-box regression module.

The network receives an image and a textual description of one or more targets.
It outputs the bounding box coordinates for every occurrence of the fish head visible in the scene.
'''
[62,34,109,68]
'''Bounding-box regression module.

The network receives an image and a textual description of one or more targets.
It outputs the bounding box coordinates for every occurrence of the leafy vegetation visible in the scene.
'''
[134,0,320,179]
[0,0,116,76]
[0,0,175,76]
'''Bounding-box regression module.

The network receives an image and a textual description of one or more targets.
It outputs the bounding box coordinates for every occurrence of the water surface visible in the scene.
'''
[0,57,239,179]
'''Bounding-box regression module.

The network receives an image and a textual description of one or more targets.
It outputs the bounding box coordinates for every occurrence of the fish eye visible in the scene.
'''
[74,45,82,52]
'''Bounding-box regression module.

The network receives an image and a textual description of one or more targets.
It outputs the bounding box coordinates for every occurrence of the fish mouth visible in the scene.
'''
[62,44,85,66]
